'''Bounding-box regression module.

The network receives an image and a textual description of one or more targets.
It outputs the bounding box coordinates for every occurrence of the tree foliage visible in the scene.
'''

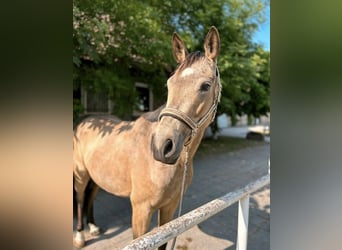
[73,0,270,124]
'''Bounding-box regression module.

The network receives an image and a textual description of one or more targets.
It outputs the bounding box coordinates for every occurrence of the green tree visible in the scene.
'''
[73,0,175,120]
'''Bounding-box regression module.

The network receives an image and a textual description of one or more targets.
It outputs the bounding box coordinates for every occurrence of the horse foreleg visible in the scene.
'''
[73,171,90,248]
[131,202,153,239]
[158,200,180,250]
[85,181,100,236]
[74,191,86,248]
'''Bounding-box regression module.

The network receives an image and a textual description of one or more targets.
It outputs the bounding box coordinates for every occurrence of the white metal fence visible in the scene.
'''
[123,174,270,250]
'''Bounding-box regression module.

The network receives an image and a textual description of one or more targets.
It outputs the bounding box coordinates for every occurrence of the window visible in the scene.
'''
[133,82,153,117]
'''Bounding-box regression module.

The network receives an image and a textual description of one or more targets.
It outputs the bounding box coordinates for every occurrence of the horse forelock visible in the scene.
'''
[177,51,204,72]
[175,50,221,102]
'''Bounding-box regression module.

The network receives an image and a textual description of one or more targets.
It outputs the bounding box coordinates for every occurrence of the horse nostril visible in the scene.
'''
[163,139,174,157]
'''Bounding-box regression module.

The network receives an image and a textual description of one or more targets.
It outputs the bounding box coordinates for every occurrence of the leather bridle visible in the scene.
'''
[158,67,221,146]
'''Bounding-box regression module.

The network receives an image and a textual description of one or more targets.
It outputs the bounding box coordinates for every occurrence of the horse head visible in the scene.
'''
[152,26,221,164]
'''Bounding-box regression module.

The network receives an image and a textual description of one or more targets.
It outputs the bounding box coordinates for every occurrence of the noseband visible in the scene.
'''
[158,68,220,146]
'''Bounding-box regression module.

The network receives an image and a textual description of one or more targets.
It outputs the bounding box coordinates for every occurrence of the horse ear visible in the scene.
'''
[204,26,220,61]
[172,32,188,64]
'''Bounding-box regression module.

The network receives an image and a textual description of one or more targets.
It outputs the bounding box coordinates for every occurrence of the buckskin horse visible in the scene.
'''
[73,26,221,249]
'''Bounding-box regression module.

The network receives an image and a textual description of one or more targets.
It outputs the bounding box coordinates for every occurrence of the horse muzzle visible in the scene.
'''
[151,131,186,165]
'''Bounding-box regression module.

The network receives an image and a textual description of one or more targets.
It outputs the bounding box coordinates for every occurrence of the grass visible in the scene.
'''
[195,136,267,158]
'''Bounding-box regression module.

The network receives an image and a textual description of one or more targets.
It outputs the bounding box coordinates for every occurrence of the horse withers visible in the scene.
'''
[73,26,221,249]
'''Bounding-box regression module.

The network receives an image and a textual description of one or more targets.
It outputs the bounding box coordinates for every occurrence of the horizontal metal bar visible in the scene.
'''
[123,174,270,250]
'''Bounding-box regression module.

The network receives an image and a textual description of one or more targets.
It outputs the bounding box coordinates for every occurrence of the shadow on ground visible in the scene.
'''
[193,185,270,250]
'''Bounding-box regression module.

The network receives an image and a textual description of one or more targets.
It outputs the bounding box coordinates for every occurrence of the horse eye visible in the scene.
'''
[200,82,211,92]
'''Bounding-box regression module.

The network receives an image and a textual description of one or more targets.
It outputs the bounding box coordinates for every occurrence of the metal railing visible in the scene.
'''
[123,174,270,250]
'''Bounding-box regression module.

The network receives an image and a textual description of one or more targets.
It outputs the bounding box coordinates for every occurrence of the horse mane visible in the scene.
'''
[141,104,166,122]
[178,51,205,72]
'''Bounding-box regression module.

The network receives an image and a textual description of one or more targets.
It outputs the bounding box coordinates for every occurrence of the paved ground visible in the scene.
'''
[73,127,270,250]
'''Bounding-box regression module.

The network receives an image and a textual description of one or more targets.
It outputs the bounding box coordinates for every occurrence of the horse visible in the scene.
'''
[73,26,221,249]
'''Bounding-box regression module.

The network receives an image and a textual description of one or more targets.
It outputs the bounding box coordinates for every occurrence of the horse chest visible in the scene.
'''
[150,164,179,188]
[148,163,192,205]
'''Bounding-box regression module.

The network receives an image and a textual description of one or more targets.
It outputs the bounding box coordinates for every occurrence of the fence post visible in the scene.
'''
[236,194,250,250]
